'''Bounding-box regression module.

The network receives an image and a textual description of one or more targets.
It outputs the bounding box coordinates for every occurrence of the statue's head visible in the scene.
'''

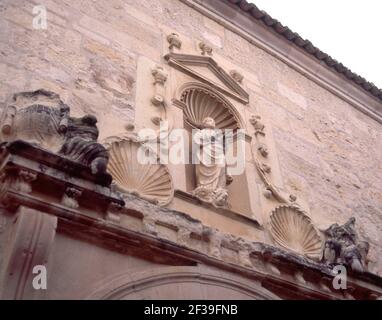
[66,114,99,141]
[202,117,215,129]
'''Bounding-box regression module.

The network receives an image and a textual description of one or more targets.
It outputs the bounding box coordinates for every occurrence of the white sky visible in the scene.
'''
[249,0,382,89]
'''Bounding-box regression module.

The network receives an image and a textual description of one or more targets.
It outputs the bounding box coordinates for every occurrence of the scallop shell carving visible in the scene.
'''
[269,206,322,259]
[181,88,240,129]
[106,137,174,206]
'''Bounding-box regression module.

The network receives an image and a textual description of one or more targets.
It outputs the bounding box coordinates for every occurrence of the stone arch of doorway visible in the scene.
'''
[85,265,280,300]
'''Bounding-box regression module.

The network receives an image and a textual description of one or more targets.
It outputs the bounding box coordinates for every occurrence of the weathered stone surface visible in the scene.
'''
[0,89,110,176]
[0,0,381,299]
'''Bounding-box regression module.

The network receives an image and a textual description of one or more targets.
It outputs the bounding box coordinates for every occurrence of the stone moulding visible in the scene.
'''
[0,140,123,300]
[104,135,174,206]
[58,192,382,300]
[174,189,261,229]
[164,52,249,104]
[0,138,380,299]
[0,140,123,213]
[85,266,280,300]
[269,205,323,260]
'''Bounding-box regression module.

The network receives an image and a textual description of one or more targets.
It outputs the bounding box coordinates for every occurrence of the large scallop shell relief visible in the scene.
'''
[106,137,174,206]
[269,205,323,259]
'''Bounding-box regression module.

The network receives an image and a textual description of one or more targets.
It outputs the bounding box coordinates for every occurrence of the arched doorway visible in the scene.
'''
[86,266,280,300]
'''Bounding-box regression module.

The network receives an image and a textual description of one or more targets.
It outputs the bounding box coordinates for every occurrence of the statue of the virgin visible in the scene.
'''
[192,117,231,207]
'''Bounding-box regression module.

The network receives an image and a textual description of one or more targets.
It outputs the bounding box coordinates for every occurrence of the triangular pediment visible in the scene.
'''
[164,53,249,104]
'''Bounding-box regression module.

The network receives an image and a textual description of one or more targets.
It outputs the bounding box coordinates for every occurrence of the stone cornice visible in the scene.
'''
[180,0,382,124]
[1,141,381,299]
[58,199,382,300]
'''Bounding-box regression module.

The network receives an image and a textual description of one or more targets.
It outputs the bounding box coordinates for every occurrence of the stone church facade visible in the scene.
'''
[0,0,381,299]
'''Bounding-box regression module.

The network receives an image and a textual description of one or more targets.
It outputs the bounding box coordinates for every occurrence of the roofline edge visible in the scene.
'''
[180,0,382,125]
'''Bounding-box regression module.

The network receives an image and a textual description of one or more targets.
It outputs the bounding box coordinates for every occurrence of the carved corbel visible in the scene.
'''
[16,169,37,194]
[319,277,333,293]
[204,227,222,259]
[238,251,252,268]
[294,271,307,285]
[237,247,253,268]
[142,215,157,235]
[167,32,182,52]
[265,261,281,276]
[61,186,82,209]
[151,65,167,106]
[106,201,123,223]
[199,42,213,55]
[177,227,191,247]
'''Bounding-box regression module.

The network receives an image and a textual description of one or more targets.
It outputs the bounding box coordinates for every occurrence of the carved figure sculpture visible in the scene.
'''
[59,115,109,175]
[322,217,369,272]
[192,117,231,207]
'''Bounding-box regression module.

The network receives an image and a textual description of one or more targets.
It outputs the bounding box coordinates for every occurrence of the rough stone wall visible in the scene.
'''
[0,0,381,275]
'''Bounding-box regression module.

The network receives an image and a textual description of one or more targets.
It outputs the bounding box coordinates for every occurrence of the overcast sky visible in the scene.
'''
[250,0,382,89]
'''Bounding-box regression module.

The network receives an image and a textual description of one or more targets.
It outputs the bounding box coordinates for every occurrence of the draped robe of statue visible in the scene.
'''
[192,117,229,207]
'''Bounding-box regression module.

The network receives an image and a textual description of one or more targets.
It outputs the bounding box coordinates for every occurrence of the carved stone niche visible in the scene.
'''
[164,50,252,216]
[0,90,109,176]
[180,85,241,130]
[322,217,370,273]
[269,205,323,260]
[178,85,246,209]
